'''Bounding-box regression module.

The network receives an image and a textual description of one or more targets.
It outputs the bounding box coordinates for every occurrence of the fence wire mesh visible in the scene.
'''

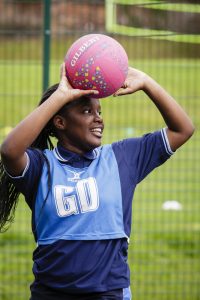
[0,1,199,299]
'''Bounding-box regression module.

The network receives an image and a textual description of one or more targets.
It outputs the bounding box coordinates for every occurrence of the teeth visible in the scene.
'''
[91,128,102,133]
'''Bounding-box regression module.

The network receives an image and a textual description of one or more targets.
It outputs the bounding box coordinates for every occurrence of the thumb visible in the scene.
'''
[71,88,99,98]
[113,87,133,97]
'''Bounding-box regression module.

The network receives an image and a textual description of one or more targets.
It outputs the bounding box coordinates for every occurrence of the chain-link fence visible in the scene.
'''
[0,1,199,299]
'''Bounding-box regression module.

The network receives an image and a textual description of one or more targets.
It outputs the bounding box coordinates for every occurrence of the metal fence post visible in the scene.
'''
[43,0,51,92]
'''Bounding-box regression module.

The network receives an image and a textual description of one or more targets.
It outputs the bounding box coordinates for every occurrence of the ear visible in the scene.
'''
[53,115,66,131]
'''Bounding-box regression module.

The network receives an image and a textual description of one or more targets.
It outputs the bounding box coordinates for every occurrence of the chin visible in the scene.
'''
[88,140,102,150]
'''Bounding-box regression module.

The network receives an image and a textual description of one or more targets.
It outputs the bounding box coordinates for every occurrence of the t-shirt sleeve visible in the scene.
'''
[112,128,174,184]
[6,148,45,208]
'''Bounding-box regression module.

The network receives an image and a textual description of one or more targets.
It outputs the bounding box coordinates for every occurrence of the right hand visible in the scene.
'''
[57,63,99,102]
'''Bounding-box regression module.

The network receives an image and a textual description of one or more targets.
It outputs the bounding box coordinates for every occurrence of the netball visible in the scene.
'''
[64,33,129,98]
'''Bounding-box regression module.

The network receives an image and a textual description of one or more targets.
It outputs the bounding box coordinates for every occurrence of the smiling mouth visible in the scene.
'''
[90,128,103,138]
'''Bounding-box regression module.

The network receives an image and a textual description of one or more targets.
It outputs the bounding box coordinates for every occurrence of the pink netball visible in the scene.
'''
[64,34,128,98]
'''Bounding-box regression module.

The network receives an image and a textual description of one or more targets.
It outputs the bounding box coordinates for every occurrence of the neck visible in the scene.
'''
[58,141,90,156]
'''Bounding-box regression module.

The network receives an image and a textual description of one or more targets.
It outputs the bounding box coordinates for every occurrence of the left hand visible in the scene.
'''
[113,67,147,96]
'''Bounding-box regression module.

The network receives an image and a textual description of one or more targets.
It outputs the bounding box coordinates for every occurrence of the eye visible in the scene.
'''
[83,109,91,114]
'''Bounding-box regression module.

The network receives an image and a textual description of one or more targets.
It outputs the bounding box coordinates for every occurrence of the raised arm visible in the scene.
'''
[0,64,99,176]
[114,67,195,151]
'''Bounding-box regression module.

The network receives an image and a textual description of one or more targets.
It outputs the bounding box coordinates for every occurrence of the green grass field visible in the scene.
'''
[0,36,199,299]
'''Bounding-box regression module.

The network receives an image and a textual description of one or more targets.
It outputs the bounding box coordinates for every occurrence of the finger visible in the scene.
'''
[60,63,73,89]
[81,89,99,96]
[60,62,66,78]
[121,82,128,88]
[70,89,99,98]
[65,77,73,89]
[113,87,133,97]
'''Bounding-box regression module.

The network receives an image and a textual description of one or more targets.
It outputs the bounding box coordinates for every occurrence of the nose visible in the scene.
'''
[94,113,103,123]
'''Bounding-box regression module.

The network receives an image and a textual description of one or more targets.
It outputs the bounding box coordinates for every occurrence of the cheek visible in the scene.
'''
[65,115,91,136]
[66,122,88,138]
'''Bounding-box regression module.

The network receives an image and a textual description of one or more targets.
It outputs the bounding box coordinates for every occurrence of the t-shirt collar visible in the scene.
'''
[53,144,100,162]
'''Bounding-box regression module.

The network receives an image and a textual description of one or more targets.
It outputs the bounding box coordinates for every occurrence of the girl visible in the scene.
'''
[0,64,194,300]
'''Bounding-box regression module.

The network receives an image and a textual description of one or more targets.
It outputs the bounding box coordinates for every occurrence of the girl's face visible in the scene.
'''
[55,98,104,155]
